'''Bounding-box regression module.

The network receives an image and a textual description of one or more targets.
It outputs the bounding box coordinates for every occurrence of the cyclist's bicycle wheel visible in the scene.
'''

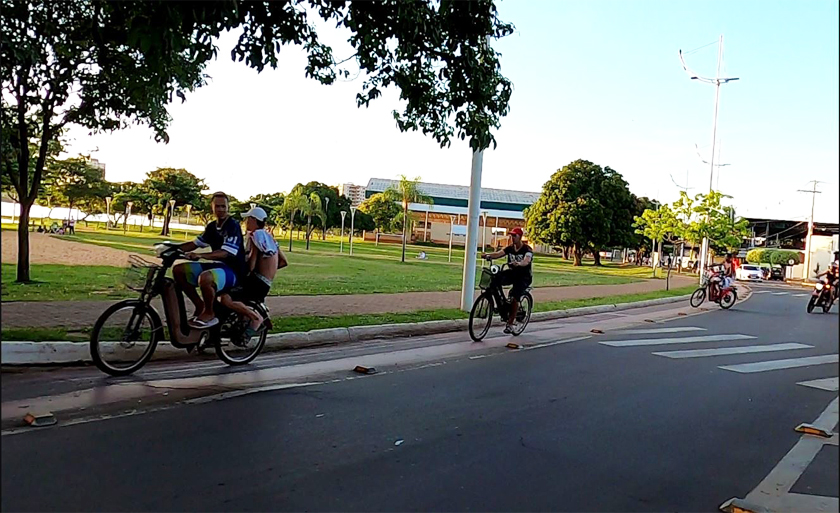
[719,290,737,310]
[90,300,161,376]
[689,288,706,308]
[511,292,533,336]
[215,306,268,365]
[469,293,494,342]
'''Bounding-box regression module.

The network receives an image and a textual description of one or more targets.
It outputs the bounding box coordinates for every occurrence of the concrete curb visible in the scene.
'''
[1,294,692,366]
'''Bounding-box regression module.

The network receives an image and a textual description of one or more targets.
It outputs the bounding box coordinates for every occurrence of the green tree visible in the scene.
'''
[143,168,205,236]
[289,182,340,239]
[525,160,634,266]
[359,192,402,234]
[3,0,513,282]
[37,156,110,222]
[389,176,433,263]
[282,192,309,252]
[301,192,326,250]
[111,182,156,229]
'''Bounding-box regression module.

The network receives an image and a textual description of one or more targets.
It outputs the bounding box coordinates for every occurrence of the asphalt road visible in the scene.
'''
[2,284,837,512]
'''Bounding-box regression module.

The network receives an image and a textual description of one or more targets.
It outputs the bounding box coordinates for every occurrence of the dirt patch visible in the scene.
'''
[1,231,139,267]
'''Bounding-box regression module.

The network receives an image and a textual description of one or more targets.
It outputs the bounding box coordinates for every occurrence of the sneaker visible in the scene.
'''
[503,324,513,334]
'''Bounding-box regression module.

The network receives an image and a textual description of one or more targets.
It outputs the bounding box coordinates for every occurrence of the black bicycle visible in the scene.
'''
[468,263,534,342]
[90,243,271,376]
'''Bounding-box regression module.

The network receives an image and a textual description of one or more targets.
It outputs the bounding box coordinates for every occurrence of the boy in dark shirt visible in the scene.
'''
[173,192,246,328]
[481,227,534,333]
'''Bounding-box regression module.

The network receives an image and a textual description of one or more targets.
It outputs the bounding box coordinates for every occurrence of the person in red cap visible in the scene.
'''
[481,227,533,334]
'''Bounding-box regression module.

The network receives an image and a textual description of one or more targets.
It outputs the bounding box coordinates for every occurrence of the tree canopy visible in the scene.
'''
[524,160,635,266]
[2,0,514,281]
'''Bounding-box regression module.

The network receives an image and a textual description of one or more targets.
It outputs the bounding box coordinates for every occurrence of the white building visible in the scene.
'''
[339,183,366,206]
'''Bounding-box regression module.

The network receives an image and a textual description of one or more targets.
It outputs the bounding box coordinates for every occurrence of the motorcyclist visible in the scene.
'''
[816,251,840,301]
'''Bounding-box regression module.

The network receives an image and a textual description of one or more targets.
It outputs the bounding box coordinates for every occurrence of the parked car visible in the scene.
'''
[736,264,764,281]
[770,265,784,281]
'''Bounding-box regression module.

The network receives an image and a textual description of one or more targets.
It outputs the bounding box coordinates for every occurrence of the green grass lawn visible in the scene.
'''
[1,286,696,341]
[2,225,663,302]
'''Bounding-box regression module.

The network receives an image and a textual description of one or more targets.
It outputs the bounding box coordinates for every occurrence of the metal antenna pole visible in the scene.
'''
[798,180,823,281]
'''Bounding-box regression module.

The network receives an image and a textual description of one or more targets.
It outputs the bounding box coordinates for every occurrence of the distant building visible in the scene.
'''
[339,183,366,206]
[364,177,539,248]
[88,157,106,179]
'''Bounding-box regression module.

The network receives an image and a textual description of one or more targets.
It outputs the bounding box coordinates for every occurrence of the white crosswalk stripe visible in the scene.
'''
[771,292,788,295]
[719,355,838,374]
[793,293,808,297]
[652,343,813,359]
[797,377,839,392]
[600,334,755,347]
[754,290,770,294]
[616,327,706,335]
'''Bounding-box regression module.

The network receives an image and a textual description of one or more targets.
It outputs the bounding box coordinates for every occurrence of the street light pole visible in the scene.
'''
[340,210,346,254]
[168,199,176,235]
[184,204,192,240]
[448,215,456,263]
[124,202,133,234]
[679,34,739,280]
[349,207,356,256]
[323,197,330,240]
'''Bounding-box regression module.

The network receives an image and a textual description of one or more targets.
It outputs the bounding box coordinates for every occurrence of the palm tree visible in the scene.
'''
[302,192,325,251]
[283,192,308,252]
[388,175,433,263]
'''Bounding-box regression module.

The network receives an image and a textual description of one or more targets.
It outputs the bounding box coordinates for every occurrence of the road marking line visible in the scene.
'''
[653,343,813,359]
[793,293,809,297]
[754,290,770,294]
[797,377,840,392]
[599,334,756,347]
[771,292,789,295]
[735,398,840,513]
[616,327,706,335]
[719,354,838,374]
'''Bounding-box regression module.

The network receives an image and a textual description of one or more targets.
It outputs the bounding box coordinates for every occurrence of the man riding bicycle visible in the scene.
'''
[481,227,533,334]
[173,192,246,328]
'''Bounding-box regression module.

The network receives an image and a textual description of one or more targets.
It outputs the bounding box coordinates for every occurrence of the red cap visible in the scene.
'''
[510,227,524,236]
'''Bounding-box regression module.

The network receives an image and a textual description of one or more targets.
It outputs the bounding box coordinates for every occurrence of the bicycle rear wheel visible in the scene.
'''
[215,305,269,365]
[469,293,494,342]
[719,290,736,310]
[511,292,533,336]
[90,300,161,376]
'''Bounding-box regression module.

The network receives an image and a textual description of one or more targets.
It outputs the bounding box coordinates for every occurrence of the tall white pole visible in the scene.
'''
[424,209,429,243]
[799,181,822,281]
[340,211,346,254]
[349,207,356,256]
[460,150,484,311]
[448,215,455,263]
[698,35,724,280]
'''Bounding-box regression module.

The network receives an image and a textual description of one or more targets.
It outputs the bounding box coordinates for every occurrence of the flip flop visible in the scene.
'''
[189,317,219,329]
[244,323,267,338]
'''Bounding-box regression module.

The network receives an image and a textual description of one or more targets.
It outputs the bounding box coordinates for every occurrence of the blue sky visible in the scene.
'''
[64,0,839,222]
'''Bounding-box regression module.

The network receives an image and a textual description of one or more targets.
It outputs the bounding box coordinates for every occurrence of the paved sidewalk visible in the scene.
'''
[1,276,696,329]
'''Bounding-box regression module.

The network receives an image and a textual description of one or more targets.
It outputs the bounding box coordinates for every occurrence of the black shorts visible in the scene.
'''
[228,274,271,304]
[492,269,532,299]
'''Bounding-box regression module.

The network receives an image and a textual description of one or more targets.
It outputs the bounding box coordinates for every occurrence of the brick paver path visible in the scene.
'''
[1,276,696,329]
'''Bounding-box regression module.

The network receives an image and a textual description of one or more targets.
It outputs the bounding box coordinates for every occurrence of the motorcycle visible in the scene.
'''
[807,276,836,314]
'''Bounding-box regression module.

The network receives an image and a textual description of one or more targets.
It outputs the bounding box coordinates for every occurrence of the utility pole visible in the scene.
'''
[798,180,823,281]
[679,35,739,280]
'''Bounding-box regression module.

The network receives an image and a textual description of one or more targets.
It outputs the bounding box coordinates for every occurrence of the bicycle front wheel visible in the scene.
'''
[511,292,533,336]
[469,293,494,342]
[689,288,706,308]
[90,300,161,376]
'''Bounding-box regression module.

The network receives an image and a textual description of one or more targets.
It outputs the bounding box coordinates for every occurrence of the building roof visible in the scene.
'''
[366,178,540,207]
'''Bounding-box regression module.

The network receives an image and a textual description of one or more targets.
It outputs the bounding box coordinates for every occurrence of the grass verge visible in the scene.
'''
[1,287,695,342]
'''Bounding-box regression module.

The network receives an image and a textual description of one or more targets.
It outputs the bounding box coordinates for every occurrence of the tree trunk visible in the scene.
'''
[666,253,674,290]
[306,216,312,250]
[592,248,602,266]
[288,210,296,252]
[15,201,33,282]
[160,211,171,236]
[572,244,583,266]
[401,203,408,263]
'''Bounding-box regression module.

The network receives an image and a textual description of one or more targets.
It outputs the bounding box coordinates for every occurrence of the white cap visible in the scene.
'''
[243,206,268,221]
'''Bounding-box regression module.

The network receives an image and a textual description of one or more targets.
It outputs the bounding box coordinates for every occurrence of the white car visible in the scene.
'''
[736,264,764,281]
